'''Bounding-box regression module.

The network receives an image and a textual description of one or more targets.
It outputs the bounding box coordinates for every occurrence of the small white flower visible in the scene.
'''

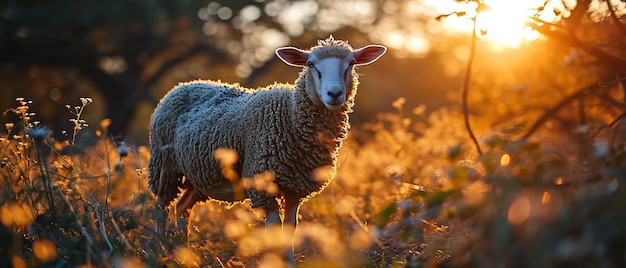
[80,97,93,106]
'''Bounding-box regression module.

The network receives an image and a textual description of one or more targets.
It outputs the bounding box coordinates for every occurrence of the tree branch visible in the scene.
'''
[523,77,617,139]
[529,17,626,69]
[462,18,483,155]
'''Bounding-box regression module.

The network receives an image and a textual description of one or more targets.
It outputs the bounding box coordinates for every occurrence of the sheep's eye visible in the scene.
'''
[307,62,321,79]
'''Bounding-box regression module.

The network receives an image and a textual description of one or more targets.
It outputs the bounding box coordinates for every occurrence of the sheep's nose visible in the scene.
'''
[327,90,342,99]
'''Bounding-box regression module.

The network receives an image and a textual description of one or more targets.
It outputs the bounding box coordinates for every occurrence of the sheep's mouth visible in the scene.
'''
[323,102,343,110]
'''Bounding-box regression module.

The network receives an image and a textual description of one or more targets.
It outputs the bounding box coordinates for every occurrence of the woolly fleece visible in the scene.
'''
[148,38,359,213]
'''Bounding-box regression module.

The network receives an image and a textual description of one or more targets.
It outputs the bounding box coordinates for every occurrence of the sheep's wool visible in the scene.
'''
[149,36,360,212]
[309,36,353,58]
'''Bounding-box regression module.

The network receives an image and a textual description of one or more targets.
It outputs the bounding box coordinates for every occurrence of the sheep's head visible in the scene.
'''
[276,37,386,110]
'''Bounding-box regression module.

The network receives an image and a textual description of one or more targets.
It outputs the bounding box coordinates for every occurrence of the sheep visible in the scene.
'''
[148,36,386,258]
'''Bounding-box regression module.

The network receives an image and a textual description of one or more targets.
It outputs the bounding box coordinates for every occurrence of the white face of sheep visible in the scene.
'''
[276,45,387,110]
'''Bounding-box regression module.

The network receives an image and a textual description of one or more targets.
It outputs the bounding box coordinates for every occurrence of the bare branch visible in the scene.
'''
[529,17,626,68]
[523,77,618,139]
[462,18,483,155]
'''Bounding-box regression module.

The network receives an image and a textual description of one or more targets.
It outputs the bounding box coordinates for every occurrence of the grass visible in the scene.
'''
[1,97,625,267]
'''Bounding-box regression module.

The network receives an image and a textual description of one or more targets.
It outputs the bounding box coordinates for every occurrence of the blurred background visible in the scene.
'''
[3,1,626,266]
[3,0,625,148]
[0,0,493,144]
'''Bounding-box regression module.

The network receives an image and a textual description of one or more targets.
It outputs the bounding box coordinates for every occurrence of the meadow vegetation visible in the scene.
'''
[2,0,626,267]
[1,90,625,268]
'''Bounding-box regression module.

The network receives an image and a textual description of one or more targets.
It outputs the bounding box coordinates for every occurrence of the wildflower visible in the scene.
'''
[392,97,406,110]
[5,123,14,133]
[113,139,129,158]
[80,97,93,106]
[28,125,50,142]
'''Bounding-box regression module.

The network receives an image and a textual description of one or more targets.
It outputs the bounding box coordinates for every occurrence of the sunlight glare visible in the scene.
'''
[406,35,431,55]
[474,0,559,47]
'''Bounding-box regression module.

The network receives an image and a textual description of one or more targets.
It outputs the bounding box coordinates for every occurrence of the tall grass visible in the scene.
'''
[1,97,625,267]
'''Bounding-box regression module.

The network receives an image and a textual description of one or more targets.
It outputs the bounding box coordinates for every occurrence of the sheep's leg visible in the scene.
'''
[259,199,295,266]
[282,198,300,264]
[264,204,282,228]
[283,198,301,228]
[176,182,200,220]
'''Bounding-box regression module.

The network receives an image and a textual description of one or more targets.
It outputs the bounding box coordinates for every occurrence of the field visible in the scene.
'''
[4,0,626,267]
[1,95,625,268]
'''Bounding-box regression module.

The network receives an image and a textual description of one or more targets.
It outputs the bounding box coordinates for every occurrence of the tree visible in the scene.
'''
[0,0,467,142]
[0,0,229,137]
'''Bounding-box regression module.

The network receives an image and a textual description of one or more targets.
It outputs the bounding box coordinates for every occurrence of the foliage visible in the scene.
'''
[2,1,626,267]
[1,89,623,267]
[0,0,222,136]
[0,98,156,267]
[1,71,626,268]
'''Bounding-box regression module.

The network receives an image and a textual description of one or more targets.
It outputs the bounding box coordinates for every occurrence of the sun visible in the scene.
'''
[474,0,558,48]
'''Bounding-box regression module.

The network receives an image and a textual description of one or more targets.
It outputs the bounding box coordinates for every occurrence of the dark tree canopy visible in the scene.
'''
[0,0,464,142]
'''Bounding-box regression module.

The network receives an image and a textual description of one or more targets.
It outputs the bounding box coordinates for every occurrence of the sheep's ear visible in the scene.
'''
[352,45,387,66]
[276,47,309,67]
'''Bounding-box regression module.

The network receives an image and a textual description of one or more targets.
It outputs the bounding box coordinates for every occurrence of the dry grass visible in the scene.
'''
[1,97,625,267]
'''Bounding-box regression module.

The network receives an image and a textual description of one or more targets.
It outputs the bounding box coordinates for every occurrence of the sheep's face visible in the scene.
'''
[276,43,386,110]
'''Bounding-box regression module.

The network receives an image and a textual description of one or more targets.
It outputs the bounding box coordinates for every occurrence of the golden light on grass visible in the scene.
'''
[239,226,275,256]
[258,253,288,268]
[236,224,295,257]
[554,176,564,186]
[32,238,57,262]
[0,203,34,228]
[224,220,247,238]
[313,165,333,183]
[244,171,278,195]
[112,257,145,268]
[214,148,238,166]
[11,253,26,268]
[294,223,344,260]
[173,247,201,268]
[500,153,511,167]
[99,118,111,130]
[234,206,255,223]
[508,196,531,225]
[541,191,551,204]
[214,148,239,181]
[348,229,373,251]
[464,180,489,206]
[238,231,263,257]
[335,196,358,216]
